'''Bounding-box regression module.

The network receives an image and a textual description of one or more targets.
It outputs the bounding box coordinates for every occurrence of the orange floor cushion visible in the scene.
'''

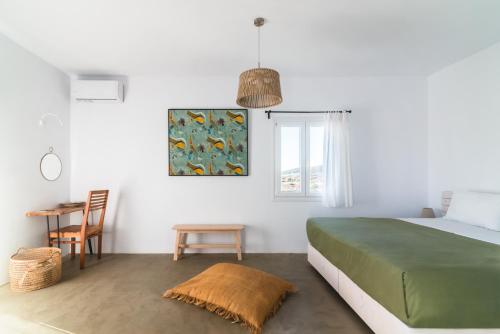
[163,263,297,334]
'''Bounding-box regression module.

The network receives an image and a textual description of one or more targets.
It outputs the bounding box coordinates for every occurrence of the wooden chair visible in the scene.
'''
[49,190,109,269]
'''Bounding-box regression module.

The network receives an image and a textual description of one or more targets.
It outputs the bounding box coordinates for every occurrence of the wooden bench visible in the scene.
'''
[172,224,244,261]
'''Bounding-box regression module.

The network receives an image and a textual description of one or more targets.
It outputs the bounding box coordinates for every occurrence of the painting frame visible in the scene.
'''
[168,108,249,176]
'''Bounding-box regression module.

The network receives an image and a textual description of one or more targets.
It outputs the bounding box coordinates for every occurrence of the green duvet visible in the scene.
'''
[307,217,500,328]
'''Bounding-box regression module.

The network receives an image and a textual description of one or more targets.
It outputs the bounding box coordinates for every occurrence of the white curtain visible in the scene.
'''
[322,112,353,207]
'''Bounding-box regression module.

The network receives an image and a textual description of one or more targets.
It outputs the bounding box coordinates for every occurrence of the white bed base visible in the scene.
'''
[308,244,500,334]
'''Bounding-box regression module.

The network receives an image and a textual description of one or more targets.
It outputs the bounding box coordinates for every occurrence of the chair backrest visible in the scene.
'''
[81,190,109,234]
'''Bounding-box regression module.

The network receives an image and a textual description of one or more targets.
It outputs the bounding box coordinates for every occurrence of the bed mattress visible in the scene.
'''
[306,217,500,328]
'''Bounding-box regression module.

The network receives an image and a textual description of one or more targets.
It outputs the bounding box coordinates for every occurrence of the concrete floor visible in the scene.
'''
[0,254,372,334]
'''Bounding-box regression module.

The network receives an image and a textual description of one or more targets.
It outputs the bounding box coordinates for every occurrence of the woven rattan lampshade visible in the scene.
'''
[237,68,282,108]
[236,17,283,109]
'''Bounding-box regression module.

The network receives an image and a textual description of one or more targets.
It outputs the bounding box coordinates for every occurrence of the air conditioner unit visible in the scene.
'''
[71,80,124,103]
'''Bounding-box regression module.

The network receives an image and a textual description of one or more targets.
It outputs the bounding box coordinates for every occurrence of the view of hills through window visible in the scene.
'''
[281,165,323,192]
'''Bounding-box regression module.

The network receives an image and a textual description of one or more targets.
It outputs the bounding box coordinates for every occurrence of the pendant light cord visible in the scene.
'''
[257,25,261,68]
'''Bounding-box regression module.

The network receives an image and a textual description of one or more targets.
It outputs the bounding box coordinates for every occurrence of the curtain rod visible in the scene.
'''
[264,110,352,119]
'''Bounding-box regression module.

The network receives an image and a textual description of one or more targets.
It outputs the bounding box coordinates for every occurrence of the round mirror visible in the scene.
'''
[40,148,62,181]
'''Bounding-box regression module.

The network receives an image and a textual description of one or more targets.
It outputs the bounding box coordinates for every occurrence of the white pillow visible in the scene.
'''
[446,191,500,231]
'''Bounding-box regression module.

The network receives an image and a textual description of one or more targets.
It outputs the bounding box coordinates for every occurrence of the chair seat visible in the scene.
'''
[49,225,101,238]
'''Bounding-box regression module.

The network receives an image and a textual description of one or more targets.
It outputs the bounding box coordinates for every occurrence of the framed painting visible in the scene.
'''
[168,109,248,176]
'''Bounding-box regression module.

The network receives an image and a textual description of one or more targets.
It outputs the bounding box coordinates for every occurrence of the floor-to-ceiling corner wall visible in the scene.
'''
[428,42,500,212]
[0,33,70,284]
[70,75,428,253]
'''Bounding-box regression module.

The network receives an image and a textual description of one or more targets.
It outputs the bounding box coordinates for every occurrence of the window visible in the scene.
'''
[274,118,324,199]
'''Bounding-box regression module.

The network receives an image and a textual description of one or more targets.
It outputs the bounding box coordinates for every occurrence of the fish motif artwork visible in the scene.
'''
[187,111,206,124]
[186,162,205,175]
[168,109,248,176]
[225,162,245,175]
[169,137,186,150]
[207,136,225,151]
[226,111,245,125]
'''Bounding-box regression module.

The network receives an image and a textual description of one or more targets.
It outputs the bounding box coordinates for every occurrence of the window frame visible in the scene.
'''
[273,115,325,201]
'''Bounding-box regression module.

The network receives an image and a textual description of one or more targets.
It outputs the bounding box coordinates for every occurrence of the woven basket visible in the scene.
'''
[9,247,61,292]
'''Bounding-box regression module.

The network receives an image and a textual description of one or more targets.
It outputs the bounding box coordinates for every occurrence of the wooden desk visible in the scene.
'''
[26,205,86,249]
[172,224,244,261]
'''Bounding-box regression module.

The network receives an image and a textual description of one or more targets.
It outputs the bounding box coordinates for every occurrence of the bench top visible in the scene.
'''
[172,224,245,231]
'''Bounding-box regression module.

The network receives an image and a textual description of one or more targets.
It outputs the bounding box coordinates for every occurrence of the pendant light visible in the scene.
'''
[236,17,283,109]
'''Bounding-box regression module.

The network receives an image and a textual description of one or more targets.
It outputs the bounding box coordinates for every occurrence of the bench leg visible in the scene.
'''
[179,233,187,259]
[235,230,242,261]
[173,230,181,261]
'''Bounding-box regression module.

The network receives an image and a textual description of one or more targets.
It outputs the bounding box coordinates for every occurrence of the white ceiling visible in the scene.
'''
[1,0,500,77]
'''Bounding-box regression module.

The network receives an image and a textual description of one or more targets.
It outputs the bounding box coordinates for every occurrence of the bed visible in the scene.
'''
[307,192,500,334]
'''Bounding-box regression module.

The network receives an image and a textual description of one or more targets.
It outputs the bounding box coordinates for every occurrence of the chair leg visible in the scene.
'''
[71,238,76,259]
[98,234,102,260]
[80,238,86,269]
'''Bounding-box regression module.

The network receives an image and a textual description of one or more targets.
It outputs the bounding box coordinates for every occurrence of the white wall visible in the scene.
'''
[70,75,428,253]
[0,33,70,284]
[428,42,500,210]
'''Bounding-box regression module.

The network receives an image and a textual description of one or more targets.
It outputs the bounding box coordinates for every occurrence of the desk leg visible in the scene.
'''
[56,216,61,249]
[71,238,76,258]
[46,216,51,246]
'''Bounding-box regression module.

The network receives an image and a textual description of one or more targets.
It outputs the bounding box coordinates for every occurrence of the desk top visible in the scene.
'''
[26,205,85,217]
